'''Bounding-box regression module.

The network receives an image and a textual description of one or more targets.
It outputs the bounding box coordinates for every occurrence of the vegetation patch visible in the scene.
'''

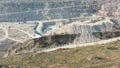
[0,40,120,68]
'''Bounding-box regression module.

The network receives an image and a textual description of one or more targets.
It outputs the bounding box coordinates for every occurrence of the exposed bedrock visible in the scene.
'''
[0,39,16,57]
[73,25,100,44]
[7,29,120,56]
[93,30,120,39]
[7,34,77,56]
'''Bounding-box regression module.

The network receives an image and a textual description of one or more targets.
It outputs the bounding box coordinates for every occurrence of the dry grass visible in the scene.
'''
[0,41,120,68]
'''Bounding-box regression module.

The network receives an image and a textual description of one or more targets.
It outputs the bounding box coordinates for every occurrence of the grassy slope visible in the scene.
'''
[0,41,120,68]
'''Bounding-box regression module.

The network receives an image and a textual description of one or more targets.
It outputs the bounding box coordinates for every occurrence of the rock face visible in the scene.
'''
[98,0,120,18]
[0,0,120,22]
[7,29,120,56]
[72,25,100,44]
[33,34,77,47]
[7,34,77,56]
[0,0,120,57]
[93,31,120,39]
[0,0,99,22]
[0,39,16,57]
[4,16,120,56]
